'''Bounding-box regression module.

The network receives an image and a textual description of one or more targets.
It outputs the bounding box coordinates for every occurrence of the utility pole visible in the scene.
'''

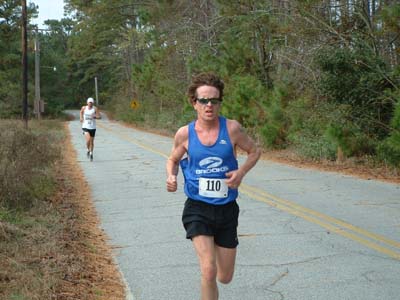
[34,28,41,119]
[33,27,54,119]
[21,0,28,128]
[95,76,99,106]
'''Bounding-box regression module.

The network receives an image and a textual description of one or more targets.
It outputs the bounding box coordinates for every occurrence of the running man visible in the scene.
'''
[166,72,261,300]
[80,97,101,161]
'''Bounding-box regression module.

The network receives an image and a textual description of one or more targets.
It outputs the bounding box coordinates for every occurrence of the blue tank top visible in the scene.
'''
[180,116,238,205]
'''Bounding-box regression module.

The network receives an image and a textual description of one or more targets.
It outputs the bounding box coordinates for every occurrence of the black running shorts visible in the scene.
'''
[82,128,96,137]
[182,198,240,248]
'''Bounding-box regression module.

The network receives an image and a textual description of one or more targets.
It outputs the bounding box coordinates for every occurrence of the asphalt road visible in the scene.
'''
[67,110,400,300]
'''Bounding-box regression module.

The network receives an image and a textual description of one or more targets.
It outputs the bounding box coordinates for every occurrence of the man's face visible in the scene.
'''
[193,85,221,121]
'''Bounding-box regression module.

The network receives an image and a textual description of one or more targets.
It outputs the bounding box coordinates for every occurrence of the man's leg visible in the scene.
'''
[215,246,237,284]
[84,132,91,152]
[89,136,94,152]
[192,235,219,300]
[88,136,94,161]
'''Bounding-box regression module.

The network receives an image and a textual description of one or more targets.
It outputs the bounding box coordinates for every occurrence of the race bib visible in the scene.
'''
[199,178,228,198]
[85,114,93,125]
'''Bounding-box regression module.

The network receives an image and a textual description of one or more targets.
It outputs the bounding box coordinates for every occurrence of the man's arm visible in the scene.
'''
[80,106,85,122]
[166,126,188,192]
[95,106,101,119]
[225,120,261,189]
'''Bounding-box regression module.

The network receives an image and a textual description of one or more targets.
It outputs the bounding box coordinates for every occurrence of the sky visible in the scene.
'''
[30,0,66,27]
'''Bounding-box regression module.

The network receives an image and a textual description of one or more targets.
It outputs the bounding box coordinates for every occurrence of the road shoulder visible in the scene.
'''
[55,122,125,299]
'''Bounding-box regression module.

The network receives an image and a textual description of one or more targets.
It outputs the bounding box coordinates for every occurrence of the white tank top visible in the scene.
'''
[82,106,97,129]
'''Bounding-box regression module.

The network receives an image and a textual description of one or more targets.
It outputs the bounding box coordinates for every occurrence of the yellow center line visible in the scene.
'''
[241,184,400,250]
[240,185,400,260]
[97,121,400,260]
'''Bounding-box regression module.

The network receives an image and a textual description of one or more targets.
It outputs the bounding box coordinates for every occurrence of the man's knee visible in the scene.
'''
[201,263,217,283]
[217,271,234,284]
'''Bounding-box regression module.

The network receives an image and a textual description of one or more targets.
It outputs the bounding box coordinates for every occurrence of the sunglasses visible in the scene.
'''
[196,98,222,105]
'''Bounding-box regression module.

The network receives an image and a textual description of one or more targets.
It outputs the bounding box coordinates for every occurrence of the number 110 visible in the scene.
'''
[206,180,221,191]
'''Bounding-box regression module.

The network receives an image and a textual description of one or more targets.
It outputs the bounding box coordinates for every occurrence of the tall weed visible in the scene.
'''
[0,120,61,209]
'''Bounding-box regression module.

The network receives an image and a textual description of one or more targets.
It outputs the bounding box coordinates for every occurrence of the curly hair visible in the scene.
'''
[187,72,224,104]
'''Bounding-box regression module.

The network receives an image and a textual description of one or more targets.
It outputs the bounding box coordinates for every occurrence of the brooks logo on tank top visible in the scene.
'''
[180,116,238,205]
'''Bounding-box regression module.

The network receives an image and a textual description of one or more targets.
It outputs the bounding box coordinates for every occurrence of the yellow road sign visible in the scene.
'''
[130,99,139,110]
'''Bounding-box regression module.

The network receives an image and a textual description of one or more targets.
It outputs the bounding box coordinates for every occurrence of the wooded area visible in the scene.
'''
[1,0,399,166]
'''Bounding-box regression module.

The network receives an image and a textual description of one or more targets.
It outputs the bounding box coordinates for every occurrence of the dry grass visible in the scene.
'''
[0,121,125,300]
[0,206,61,299]
[0,120,61,209]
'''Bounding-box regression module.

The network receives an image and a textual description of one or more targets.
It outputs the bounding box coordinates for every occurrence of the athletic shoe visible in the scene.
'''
[87,151,90,158]
[90,153,93,162]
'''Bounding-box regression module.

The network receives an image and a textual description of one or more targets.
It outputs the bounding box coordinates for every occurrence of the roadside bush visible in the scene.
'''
[314,43,395,139]
[287,98,339,160]
[324,120,376,158]
[377,98,400,167]
[222,74,265,129]
[221,74,288,146]
[0,120,61,209]
[115,104,146,124]
[258,86,289,148]
[378,132,400,167]
[287,97,380,161]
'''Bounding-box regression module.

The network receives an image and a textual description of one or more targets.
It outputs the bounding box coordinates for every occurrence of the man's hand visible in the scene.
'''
[225,170,244,189]
[166,175,178,192]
